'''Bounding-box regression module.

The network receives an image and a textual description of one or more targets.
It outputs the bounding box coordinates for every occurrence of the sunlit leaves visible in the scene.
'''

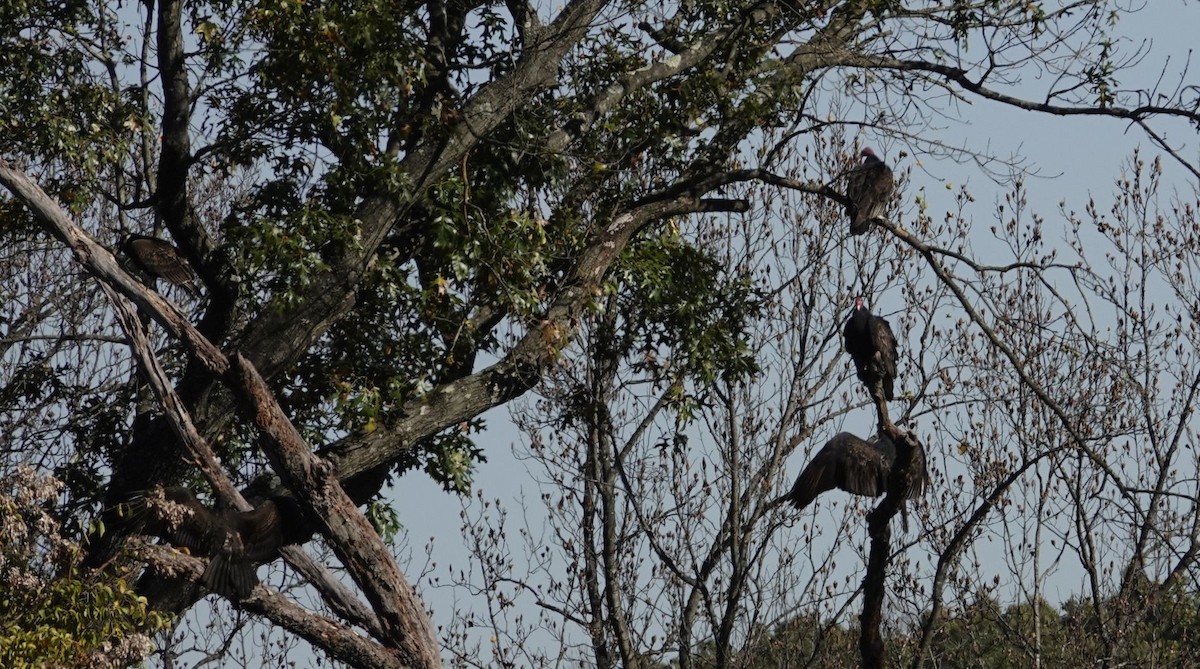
[365,499,402,544]
[0,468,169,669]
[227,0,429,171]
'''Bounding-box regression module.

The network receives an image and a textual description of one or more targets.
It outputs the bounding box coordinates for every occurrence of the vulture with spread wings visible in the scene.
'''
[121,234,202,297]
[844,297,898,401]
[844,147,895,235]
[127,486,311,599]
[785,431,928,510]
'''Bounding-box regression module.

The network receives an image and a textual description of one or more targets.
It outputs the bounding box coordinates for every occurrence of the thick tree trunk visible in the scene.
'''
[859,391,924,669]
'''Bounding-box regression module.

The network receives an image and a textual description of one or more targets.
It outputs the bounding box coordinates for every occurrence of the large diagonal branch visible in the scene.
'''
[0,159,429,663]
[9,133,734,657]
[237,0,614,384]
[228,0,840,393]
[135,541,408,669]
[0,160,221,369]
[102,282,382,636]
[228,354,440,666]
[103,283,243,509]
[326,195,748,478]
[99,0,617,531]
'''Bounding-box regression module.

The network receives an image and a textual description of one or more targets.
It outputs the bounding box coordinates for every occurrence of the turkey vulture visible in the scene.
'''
[785,431,927,510]
[126,486,311,599]
[121,234,201,297]
[844,297,898,401]
[844,147,895,235]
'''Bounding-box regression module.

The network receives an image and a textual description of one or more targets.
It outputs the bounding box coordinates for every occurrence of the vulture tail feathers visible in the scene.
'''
[204,553,258,600]
[848,208,872,236]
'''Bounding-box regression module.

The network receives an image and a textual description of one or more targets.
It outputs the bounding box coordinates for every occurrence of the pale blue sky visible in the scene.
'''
[131,2,1200,665]
[382,3,1200,665]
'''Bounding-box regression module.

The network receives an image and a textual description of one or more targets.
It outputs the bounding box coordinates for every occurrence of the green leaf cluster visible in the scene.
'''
[0,571,168,669]
[0,471,169,668]
[616,231,763,391]
[0,2,134,203]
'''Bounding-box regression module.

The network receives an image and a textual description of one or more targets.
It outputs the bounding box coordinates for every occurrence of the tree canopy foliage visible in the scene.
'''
[1,0,1199,667]
[668,584,1200,668]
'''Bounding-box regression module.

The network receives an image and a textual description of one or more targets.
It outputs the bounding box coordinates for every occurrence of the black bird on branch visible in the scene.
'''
[844,147,895,235]
[121,234,202,297]
[120,486,311,599]
[785,431,928,511]
[844,297,898,402]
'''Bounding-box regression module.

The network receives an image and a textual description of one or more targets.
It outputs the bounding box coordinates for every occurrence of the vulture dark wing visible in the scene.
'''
[786,441,842,509]
[787,432,929,523]
[868,432,930,503]
[788,432,891,508]
[203,544,257,599]
[121,486,314,599]
[231,496,310,561]
[137,486,226,554]
[204,496,311,599]
[897,434,930,501]
[869,314,898,401]
[835,432,892,497]
[123,236,201,297]
[844,152,895,235]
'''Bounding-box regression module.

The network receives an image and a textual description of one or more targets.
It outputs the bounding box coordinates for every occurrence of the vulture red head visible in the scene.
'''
[843,297,898,402]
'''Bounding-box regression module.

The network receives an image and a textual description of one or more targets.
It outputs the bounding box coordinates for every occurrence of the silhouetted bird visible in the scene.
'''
[844,147,895,235]
[123,486,310,599]
[843,297,898,401]
[785,431,928,510]
[121,234,201,297]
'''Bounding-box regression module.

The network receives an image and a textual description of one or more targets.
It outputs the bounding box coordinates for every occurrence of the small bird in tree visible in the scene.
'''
[844,297,898,402]
[121,234,202,297]
[844,147,895,235]
[785,431,928,510]
[124,486,311,599]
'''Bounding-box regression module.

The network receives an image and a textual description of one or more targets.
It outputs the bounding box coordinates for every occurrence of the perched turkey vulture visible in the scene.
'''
[843,147,895,235]
[121,234,201,297]
[785,431,927,510]
[126,486,310,599]
[843,297,898,401]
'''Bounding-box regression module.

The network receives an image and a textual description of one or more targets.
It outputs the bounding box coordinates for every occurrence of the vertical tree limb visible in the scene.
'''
[859,386,922,668]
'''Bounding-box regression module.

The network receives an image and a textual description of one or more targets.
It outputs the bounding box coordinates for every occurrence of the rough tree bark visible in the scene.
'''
[0,157,441,669]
